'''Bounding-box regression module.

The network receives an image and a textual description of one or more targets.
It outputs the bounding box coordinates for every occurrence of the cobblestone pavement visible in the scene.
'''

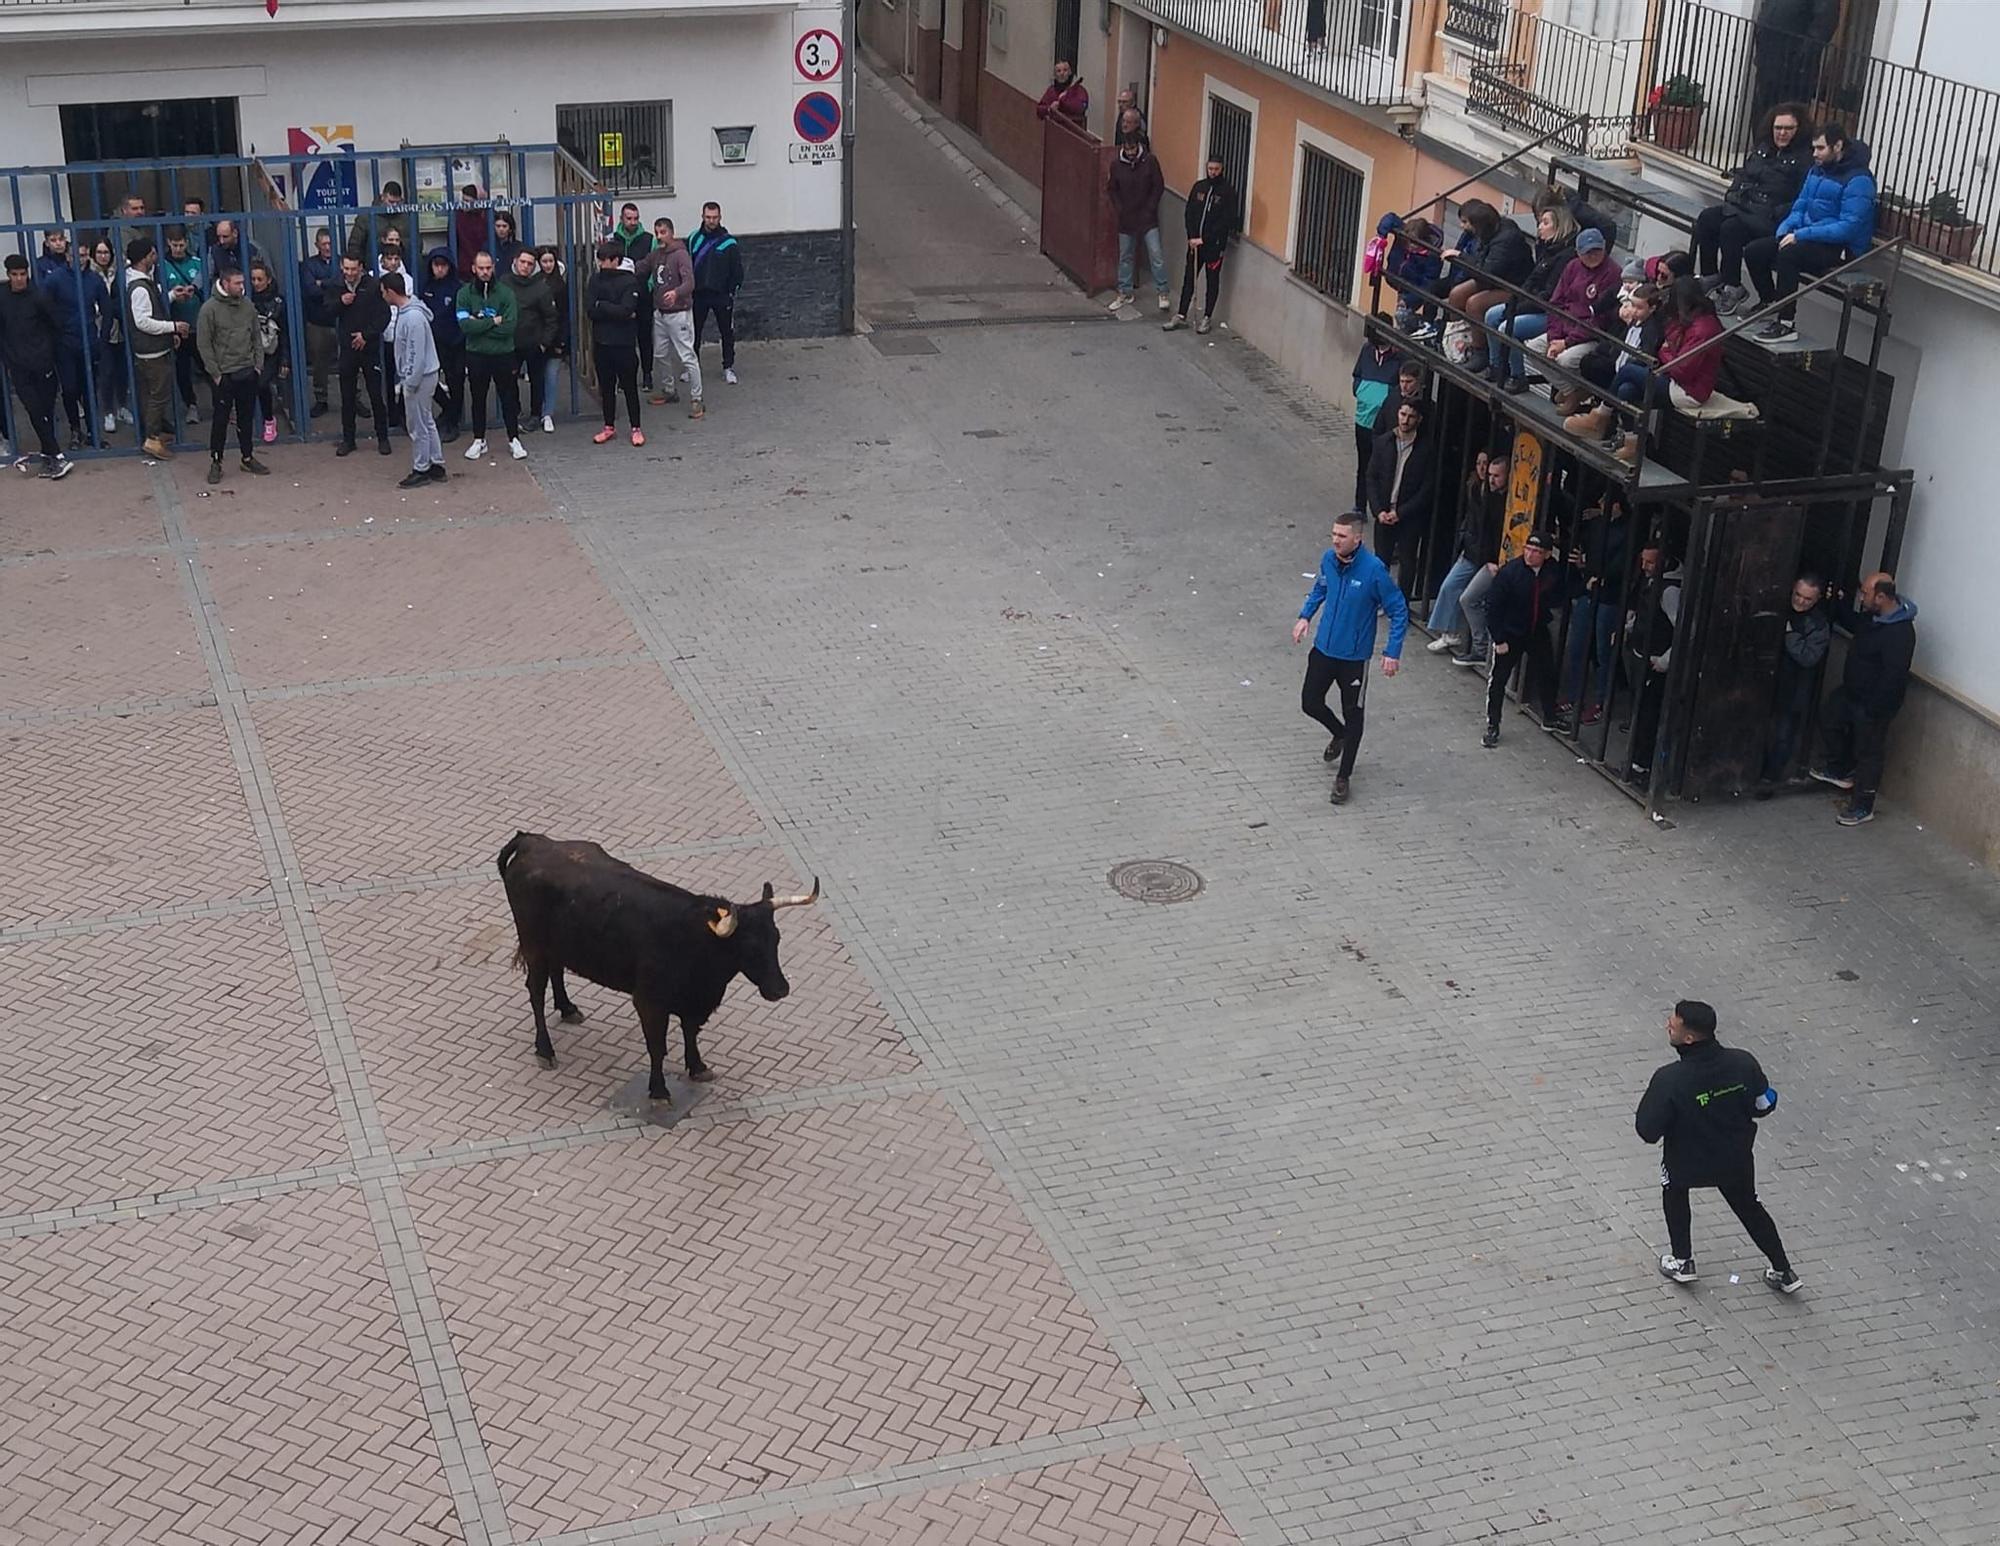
[4,68,1999,1546]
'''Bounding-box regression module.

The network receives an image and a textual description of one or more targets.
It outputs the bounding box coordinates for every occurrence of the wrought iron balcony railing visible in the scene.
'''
[1132,0,1411,107]
[1441,0,1504,54]
[1467,7,1643,159]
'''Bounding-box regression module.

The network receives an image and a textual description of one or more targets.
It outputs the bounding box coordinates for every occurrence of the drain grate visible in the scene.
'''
[868,332,941,357]
[1108,859,1204,904]
[867,312,1118,331]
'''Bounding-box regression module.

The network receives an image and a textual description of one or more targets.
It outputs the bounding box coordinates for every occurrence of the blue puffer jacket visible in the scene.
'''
[1300,542,1409,661]
[1778,138,1876,253]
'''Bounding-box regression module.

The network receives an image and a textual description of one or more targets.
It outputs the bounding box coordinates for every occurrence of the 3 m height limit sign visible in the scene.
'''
[793,12,843,85]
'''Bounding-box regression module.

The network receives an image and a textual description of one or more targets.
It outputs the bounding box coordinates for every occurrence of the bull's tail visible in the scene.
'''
[497,831,526,881]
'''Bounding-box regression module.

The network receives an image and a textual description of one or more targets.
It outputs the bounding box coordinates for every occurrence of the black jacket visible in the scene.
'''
[1636,1037,1772,1187]
[1726,138,1813,224]
[585,268,645,349]
[1182,175,1241,255]
[300,252,337,327]
[324,271,389,359]
[0,281,63,375]
[1485,554,1571,647]
[1475,220,1534,287]
[1452,485,1504,565]
[688,225,745,301]
[1841,601,1918,719]
[1365,430,1435,526]
[1522,233,1578,303]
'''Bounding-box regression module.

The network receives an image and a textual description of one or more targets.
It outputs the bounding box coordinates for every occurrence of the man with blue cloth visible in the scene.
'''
[1292,510,1408,806]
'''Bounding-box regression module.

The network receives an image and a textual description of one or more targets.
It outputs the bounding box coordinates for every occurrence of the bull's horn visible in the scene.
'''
[769,878,820,910]
[707,905,738,938]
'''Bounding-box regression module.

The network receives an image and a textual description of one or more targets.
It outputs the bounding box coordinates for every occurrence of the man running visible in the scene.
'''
[1291,510,1407,804]
[1636,999,1802,1294]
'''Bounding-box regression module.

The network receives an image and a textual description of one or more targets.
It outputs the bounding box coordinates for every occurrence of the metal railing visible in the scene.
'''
[1643,0,2000,275]
[1441,0,1503,54]
[1468,7,1643,159]
[1130,0,1410,106]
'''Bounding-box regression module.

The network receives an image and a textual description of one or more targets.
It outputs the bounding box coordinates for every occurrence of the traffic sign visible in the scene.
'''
[795,28,843,82]
[794,92,841,145]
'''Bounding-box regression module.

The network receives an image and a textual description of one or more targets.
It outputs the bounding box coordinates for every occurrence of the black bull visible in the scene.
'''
[496,831,819,1100]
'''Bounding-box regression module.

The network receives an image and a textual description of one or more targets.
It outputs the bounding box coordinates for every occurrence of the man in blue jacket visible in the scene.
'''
[1292,510,1409,804]
[1743,123,1875,343]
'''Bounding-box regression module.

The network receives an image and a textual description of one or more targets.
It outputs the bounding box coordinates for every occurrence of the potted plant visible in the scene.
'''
[1901,189,1984,264]
[1874,188,1916,244]
[1646,75,1707,153]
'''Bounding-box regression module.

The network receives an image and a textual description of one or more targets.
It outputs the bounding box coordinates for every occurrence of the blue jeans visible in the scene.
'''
[1562,594,1619,705]
[1429,555,1480,638]
[1118,228,1168,298]
[1613,361,1660,405]
[1484,304,1549,379]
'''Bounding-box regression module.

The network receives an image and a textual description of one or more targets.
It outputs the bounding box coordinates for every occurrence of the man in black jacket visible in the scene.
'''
[299,228,340,417]
[1365,401,1433,590]
[0,254,74,478]
[1756,572,1831,793]
[1694,104,1811,314]
[1480,531,1567,747]
[586,242,646,443]
[328,253,391,456]
[689,202,744,384]
[1163,157,1239,336]
[1636,999,1800,1292]
[1811,571,1917,826]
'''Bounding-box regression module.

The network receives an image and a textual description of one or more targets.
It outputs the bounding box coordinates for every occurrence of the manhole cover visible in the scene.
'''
[1108,859,1204,904]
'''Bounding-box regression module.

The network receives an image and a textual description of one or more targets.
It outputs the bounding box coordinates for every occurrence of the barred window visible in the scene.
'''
[557,101,673,196]
[1292,144,1366,302]
[1206,97,1252,199]
[1054,0,1080,69]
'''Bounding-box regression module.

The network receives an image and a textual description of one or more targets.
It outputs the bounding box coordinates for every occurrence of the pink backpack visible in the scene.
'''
[1361,233,1389,280]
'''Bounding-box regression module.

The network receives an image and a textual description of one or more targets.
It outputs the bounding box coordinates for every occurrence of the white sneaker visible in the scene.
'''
[723,368,738,385]
[185,405,200,425]
[1426,634,1463,654]
[1108,294,1130,312]
[508,438,528,460]
[1658,1254,1697,1284]
[102,412,117,434]
[464,438,487,461]
[118,405,134,423]
[1157,294,1170,312]
[540,415,554,434]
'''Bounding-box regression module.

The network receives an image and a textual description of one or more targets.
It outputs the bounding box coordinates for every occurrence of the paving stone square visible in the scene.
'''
[0,551,205,712]
[0,911,346,1214]
[405,1093,1144,1539]
[252,663,761,884]
[0,1188,461,1546]
[0,457,164,557]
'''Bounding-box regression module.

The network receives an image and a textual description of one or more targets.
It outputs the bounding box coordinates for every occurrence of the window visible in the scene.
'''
[557,101,673,196]
[1054,0,1081,70]
[1359,0,1403,56]
[1292,144,1366,301]
[1206,97,1252,203]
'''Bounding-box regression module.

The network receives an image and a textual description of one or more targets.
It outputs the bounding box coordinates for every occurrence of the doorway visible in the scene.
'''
[59,97,243,223]
[957,0,986,134]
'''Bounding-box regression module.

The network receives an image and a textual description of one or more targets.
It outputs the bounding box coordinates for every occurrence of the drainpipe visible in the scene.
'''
[841,0,858,332]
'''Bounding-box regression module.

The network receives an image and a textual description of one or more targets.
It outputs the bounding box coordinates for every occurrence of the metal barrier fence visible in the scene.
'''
[2,143,616,460]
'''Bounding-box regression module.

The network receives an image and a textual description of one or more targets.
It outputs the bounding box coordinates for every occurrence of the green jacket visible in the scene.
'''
[160,250,204,324]
[194,286,264,379]
[455,276,518,357]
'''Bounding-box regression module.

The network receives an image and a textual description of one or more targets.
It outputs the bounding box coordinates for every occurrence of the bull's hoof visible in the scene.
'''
[688,1066,717,1083]
[559,1009,585,1025]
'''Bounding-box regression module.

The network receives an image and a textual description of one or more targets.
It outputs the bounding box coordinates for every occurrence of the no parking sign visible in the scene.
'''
[794,92,841,145]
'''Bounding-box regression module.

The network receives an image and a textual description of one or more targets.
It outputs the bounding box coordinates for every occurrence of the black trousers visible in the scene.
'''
[1350,425,1374,513]
[1664,1172,1790,1272]
[638,311,655,387]
[174,337,202,407]
[692,297,735,369]
[339,351,390,448]
[1627,659,1668,781]
[434,339,466,430]
[11,365,61,459]
[1692,205,1776,287]
[593,342,641,428]
[467,355,521,440]
[1488,628,1557,729]
[1742,236,1844,320]
[208,372,258,461]
[1177,253,1223,319]
[1301,649,1367,779]
[1819,684,1891,799]
[517,346,546,418]
[1760,656,1816,782]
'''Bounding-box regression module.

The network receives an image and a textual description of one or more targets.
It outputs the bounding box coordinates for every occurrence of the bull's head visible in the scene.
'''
[707,879,819,999]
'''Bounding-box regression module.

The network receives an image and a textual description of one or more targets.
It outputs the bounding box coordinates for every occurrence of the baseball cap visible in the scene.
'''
[1524,532,1555,553]
[1576,227,1607,254]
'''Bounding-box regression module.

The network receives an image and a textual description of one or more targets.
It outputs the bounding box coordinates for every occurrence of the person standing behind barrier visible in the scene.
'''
[35,230,110,450]
[1348,337,1402,514]
[454,187,489,280]
[586,242,645,446]
[300,228,339,417]
[648,219,704,421]
[491,212,528,276]
[193,266,268,486]
[1480,531,1568,748]
[689,203,744,385]
[383,272,445,489]
[1034,60,1089,130]
[1810,571,1917,827]
[609,204,654,389]
[248,260,289,445]
[536,247,569,422]
[87,238,126,433]
[1365,400,1434,594]
[122,237,185,459]
[0,255,74,479]
[1756,573,1830,795]
[456,251,526,462]
[159,228,205,426]
[503,249,557,434]
[330,253,391,458]
[420,248,466,443]
[1451,452,1511,669]
[1291,511,1408,806]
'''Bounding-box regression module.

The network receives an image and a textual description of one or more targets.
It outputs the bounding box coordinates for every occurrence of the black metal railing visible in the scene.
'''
[1642,0,2000,275]
[1468,8,1642,158]
[1442,0,1504,53]
[1135,0,1410,106]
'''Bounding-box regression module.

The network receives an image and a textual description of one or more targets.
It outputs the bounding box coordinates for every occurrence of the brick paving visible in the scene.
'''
[4,67,1999,1546]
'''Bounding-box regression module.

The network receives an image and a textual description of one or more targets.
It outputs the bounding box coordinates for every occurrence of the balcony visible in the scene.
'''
[0,0,781,39]
[1131,0,1411,107]
[1465,7,1643,159]
[1440,0,1503,54]
[1640,0,2000,277]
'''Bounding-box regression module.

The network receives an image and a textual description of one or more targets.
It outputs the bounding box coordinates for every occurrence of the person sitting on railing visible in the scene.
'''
[1442,202,1532,370]
[1566,283,1665,446]
[1539,227,1622,383]
[1694,102,1813,317]
[1587,278,1725,462]
[1741,122,1876,344]
[1371,214,1442,335]
[1485,204,1579,393]
[1534,185,1617,254]
[1035,60,1090,130]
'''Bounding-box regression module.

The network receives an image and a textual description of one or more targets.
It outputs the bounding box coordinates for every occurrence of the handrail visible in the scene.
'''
[1379,239,1662,369]
[1391,112,1589,225]
[1661,239,1903,373]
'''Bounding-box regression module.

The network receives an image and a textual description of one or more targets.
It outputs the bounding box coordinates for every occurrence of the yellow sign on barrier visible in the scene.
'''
[1500,429,1543,561]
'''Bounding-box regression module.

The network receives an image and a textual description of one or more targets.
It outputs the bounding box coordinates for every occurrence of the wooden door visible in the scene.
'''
[959,0,986,134]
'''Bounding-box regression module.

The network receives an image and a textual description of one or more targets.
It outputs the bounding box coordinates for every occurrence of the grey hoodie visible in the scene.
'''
[386,296,441,383]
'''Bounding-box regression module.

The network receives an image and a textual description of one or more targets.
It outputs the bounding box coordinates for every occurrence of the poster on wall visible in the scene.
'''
[285,125,359,211]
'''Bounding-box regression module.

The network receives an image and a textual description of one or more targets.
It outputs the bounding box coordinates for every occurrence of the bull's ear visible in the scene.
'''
[761,882,775,902]
[707,905,738,939]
